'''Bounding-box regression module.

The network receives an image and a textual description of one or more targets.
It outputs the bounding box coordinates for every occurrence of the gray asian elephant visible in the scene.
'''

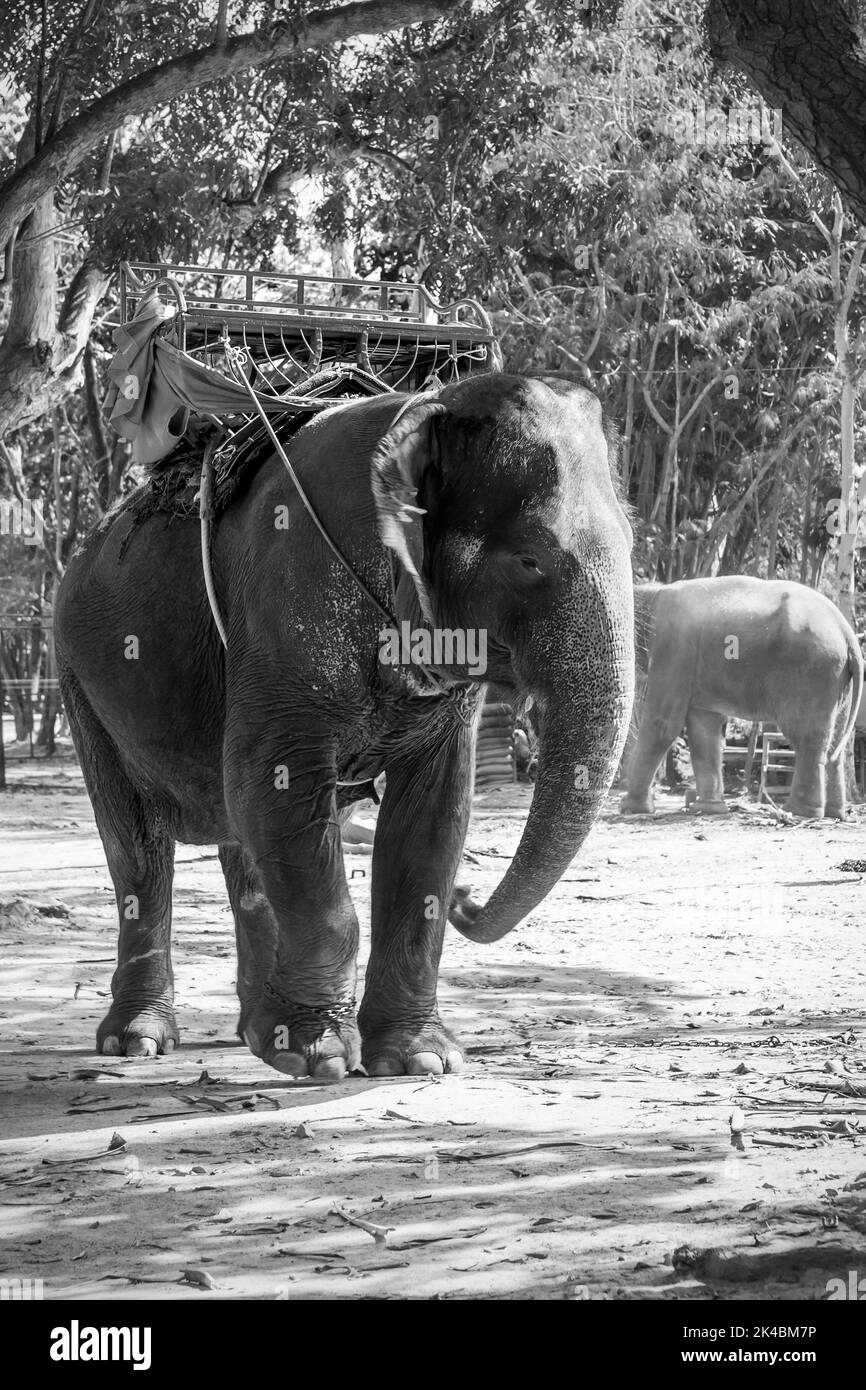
[55,374,635,1078]
[621,576,863,818]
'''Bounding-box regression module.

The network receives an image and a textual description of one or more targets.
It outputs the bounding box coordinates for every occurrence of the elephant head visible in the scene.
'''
[371,372,635,944]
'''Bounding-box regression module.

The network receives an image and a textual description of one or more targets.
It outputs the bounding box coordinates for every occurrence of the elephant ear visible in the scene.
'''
[370,397,446,624]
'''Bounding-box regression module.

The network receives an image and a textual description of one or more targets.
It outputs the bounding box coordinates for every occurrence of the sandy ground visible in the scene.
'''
[1,756,865,1302]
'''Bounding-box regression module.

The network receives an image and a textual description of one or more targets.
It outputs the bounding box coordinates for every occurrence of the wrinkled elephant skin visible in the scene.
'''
[55,374,634,1076]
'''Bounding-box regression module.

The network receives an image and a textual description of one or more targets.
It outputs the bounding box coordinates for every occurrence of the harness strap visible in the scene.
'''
[198,347,454,700]
[198,432,229,648]
[224,344,402,631]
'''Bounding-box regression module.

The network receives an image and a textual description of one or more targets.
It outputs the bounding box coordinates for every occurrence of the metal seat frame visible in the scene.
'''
[119,260,498,402]
[115,260,498,711]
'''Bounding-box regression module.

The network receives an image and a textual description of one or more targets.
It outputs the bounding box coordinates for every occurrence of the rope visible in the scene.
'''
[197,344,453,699]
[197,436,229,648]
[223,344,402,630]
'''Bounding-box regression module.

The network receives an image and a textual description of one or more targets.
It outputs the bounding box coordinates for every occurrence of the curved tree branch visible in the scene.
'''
[0,0,460,252]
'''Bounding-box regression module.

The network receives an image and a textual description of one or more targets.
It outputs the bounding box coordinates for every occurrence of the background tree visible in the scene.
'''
[705,0,866,223]
[3,0,866,758]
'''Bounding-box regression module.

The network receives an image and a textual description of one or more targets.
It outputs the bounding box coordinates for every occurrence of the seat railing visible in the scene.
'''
[120,261,494,336]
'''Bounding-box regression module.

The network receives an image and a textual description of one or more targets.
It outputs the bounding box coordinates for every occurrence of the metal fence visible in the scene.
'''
[0,613,62,756]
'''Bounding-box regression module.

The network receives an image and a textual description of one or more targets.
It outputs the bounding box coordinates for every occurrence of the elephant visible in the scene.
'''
[55,373,635,1078]
[620,576,863,818]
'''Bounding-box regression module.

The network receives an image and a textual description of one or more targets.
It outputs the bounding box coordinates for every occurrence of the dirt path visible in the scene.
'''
[1,762,865,1300]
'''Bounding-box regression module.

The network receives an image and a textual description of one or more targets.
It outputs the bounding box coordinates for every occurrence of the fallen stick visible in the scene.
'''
[394,1226,489,1249]
[438,1138,632,1161]
[736,1095,866,1114]
[42,1134,127,1165]
[751,1137,814,1149]
[331,1207,394,1243]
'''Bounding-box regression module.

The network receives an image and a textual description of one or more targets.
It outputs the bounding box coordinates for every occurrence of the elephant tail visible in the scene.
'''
[829,633,864,761]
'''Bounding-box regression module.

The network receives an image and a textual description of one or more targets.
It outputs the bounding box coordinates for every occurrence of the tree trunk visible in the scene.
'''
[0,249,108,436]
[0,634,34,741]
[83,343,111,512]
[36,578,58,754]
[836,364,857,624]
[0,658,6,790]
[799,452,817,584]
[36,635,59,754]
[766,467,784,576]
[706,0,866,224]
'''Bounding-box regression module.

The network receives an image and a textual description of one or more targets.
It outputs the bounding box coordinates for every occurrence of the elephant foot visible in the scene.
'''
[242,998,361,1079]
[825,804,849,820]
[684,794,729,815]
[361,1015,464,1077]
[787,796,825,819]
[620,792,655,816]
[97,1005,179,1058]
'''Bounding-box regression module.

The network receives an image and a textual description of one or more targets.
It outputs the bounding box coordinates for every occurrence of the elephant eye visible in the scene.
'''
[499,550,546,585]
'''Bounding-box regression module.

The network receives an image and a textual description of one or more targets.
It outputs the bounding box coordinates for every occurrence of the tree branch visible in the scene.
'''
[82,344,110,512]
[46,0,106,142]
[770,137,832,243]
[0,0,460,252]
[216,0,229,47]
[706,0,866,224]
[224,134,430,231]
[34,0,49,153]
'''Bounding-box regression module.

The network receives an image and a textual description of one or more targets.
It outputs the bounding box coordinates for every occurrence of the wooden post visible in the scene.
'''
[0,653,6,790]
[743,721,760,792]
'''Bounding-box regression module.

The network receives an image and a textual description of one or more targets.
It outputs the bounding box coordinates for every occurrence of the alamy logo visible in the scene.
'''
[0,1276,43,1300]
[824,497,866,543]
[665,101,782,149]
[378,621,487,676]
[826,1270,866,1300]
[0,497,44,545]
[49,1321,152,1371]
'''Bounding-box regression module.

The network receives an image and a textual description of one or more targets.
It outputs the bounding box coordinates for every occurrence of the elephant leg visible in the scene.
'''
[224,728,361,1079]
[359,717,473,1077]
[97,821,177,1058]
[825,755,848,819]
[218,842,278,1040]
[685,708,728,813]
[60,671,178,1058]
[621,698,686,814]
[825,701,853,818]
[786,732,827,818]
[339,805,376,846]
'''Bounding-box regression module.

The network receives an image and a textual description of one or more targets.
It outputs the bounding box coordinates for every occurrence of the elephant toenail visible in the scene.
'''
[313,1056,347,1081]
[270,1050,309,1077]
[367,1057,402,1076]
[408,1053,444,1075]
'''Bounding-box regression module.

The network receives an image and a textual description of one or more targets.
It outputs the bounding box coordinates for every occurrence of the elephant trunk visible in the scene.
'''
[454,571,634,944]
